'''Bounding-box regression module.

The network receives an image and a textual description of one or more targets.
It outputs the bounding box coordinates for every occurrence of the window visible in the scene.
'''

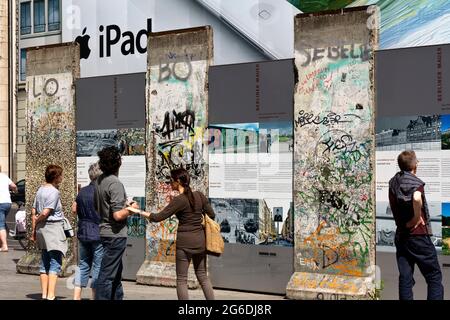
[33,0,45,33]
[20,2,31,35]
[20,0,61,37]
[48,0,60,31]
[20,49,27,82]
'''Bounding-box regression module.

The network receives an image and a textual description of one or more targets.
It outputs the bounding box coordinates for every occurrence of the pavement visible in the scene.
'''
[1,204,284,300]
[3,204,450,300]
[0,249,286,300]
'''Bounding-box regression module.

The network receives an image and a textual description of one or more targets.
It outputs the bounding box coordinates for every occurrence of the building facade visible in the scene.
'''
[2,0,17,179]
[15,0,62,180]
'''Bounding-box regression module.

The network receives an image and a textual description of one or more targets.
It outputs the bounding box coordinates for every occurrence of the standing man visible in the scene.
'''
[94,146,138,300]
[388,150,444,300]
[0,165,17,252]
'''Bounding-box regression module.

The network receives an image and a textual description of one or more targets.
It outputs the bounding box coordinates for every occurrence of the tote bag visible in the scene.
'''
[202,214,224,256]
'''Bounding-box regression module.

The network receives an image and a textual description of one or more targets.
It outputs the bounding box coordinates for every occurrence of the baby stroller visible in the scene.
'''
[9,201,27,244]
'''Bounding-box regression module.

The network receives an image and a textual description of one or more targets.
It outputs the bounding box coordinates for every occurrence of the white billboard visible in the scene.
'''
[62,0,289,78]
[62,0,153,78]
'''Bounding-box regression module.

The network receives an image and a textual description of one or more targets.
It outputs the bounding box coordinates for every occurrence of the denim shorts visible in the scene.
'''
[0,203,11,231]
[39,250,63,275]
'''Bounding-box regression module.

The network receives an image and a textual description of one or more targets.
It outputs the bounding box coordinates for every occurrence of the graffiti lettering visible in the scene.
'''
[321,134,358,155]
[318,189,348,212]
[156,110,195,140]
[156,139,205,182]
[295,110,343,128]
[32,76,59,98]
[300,44,370,67]
[316,293,347,300]
[159,57,193,82]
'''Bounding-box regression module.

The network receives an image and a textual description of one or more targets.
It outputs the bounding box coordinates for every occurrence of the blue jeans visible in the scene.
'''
[395,234,444,300]
[39,250,63,275]
[95,237,127,300]
[0,203,11,230]
[74,240,104,288]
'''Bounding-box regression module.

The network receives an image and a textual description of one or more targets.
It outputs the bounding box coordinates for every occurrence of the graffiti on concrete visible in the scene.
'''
[145,30,211,263]
[26,73,76,252]
[294,42,374,277]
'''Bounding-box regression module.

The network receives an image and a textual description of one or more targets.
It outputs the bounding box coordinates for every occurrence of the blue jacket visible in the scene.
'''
[76,183,101,242]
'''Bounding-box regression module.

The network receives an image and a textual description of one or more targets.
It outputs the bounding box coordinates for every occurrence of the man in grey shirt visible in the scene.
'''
[94,146,138,300]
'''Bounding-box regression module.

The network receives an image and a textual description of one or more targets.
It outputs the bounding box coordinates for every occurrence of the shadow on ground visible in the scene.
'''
[26,293,67,300]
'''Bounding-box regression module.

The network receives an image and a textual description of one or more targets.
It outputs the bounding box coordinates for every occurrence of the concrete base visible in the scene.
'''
[286,272,375,300]
[16,250,75,277]
[136,261,199,289]
[16,251,41,275]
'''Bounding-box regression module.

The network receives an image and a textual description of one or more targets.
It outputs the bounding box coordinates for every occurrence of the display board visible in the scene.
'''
[375,44,450,253]
[208,60,294,247]
[75,72,147,279]
[207,59,295,294]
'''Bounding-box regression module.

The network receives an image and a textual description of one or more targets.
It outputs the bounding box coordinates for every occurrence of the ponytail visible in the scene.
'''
[183,184,196,209]
[171,168,196,209]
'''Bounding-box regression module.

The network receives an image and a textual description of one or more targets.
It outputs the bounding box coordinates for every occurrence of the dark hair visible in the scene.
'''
[97,146,122,175]
[397,150,417,172]
[171,168,196,209]
[45,164,63,183]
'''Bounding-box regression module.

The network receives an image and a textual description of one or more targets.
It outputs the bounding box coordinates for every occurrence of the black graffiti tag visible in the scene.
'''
[295,110,344,128]
[321,134,357,155]
[318,189,349,212]
[156,110,195,140]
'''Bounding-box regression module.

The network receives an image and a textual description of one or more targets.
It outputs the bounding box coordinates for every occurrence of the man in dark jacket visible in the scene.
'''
[388,150,443,300]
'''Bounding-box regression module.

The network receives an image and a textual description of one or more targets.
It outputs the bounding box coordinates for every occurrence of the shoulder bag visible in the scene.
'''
[201,213,224,256]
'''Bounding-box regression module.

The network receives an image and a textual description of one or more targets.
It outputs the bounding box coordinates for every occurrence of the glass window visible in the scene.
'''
[20,49,26,82]
[34,0,46,33]
[20,2,31,35]
[48,0,60,31]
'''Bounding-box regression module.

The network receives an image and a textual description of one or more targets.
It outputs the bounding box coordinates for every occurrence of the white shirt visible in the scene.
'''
[0,173,13,204]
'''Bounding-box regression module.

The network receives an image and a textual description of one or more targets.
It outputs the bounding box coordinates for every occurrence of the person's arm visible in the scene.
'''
[71,201,77,215]
[137,197,186,222]
[109,181,138,222]
[30,208,37,242]
[200,193,215,219]
[9,181,17,193]
[406,191,424,229]
[113,205,138,221]
[34,208,53,224]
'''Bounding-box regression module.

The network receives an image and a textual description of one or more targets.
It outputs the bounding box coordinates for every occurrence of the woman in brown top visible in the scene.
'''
[136,168,215,300]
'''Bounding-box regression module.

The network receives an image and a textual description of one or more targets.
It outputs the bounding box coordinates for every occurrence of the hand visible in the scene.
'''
[126,206,141,215]
[415,216,425,228]
[130,202,139,209]
[139,211,151,219]
[410,216,425,230]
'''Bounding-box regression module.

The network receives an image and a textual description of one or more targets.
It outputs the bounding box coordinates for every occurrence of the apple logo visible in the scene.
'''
[75,27,91,59]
